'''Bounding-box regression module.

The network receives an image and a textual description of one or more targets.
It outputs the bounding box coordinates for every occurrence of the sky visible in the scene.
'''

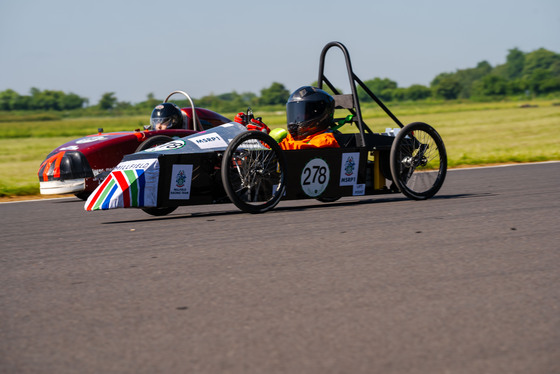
[1,0,559,105]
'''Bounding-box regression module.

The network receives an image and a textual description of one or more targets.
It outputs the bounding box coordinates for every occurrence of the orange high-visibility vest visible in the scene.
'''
[279,132,339,150]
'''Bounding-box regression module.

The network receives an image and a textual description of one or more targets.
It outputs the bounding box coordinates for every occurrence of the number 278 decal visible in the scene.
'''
[300,158,330,197]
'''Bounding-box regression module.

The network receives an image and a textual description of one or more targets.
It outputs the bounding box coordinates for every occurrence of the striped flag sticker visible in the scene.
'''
[85,158,159,211]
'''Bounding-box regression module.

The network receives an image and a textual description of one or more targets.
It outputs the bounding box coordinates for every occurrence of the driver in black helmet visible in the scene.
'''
[149,103,186,130]
[278,86,339,149]
[234,86,339,149]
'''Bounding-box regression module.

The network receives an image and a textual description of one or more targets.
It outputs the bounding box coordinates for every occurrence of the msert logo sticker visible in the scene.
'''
[339,152,360,186]
[187,133,228,149]
[169,164,193,200]
[301,158,330,197]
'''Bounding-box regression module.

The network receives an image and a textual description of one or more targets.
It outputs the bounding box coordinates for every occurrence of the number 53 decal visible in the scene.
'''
[300,158,330,197]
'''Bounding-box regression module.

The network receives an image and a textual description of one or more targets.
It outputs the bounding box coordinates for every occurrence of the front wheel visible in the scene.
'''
[221,131,286,213]
[135,135,173,152]
[390,122,447,200]
[141,206,178,216]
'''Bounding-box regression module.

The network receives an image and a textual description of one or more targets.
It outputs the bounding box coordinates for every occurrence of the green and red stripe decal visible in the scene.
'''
[85,169,146,211]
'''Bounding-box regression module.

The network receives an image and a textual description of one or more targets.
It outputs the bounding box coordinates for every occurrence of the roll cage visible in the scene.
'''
[317,41,404,148]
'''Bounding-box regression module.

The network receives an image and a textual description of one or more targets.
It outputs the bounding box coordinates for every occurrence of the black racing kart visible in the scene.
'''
[85,42,447,215]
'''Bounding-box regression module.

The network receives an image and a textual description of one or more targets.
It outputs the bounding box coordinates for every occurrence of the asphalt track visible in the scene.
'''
[1,162,559,374]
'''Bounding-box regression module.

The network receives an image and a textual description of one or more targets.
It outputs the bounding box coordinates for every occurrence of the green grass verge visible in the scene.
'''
[1,100,559,197]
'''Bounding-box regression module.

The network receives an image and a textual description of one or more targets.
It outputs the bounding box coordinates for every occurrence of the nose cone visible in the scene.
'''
[38,151,93,182]
[38,151,93,194]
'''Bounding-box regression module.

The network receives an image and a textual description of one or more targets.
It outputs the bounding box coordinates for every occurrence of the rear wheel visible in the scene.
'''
[221,131,286,213]
[390,122,447,200]
[136,135,178,216]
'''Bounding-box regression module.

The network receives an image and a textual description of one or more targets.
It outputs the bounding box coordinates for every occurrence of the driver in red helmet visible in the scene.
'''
[234,86,339,150]
[149,103,186,130]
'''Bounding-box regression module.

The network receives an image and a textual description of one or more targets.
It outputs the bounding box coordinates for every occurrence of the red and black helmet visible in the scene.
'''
[150,103,184,130]
[286,86,335,140]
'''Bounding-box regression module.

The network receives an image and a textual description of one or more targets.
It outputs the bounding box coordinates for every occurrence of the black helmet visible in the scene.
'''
[150,103,184,130]
[286,86,335,140]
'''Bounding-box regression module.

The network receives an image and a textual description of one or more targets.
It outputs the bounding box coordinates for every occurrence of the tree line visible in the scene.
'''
[1,47,559,113]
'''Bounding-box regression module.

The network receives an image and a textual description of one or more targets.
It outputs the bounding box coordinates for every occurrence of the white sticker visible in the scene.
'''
[187,133,228,149]
[353,184,365,196]
[76,136,106,144]
[113,159,159,171]
[60,146,79,151]
[340,152,360,186]
[144,139,186,152]
[301,158,330,197]
[169,164,193,200]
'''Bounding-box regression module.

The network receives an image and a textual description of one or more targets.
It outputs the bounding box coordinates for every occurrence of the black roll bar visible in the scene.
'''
[317,42,404,147]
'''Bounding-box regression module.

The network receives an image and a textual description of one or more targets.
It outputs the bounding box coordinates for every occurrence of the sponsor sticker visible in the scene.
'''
[301,158,330,197]
[353,184,365,196]
[76,136,106,144]
[339,152,360,186]
[143,139,186,152]
[187,133,228,149]
[169,164,193,200]
[113,159,158,171]
[60,146,79,151]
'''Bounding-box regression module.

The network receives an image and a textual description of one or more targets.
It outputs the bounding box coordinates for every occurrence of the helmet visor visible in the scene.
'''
[150,117,172,129]
[286,100,325,125]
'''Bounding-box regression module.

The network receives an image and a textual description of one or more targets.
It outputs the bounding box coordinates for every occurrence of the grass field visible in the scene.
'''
[1,100,559,197]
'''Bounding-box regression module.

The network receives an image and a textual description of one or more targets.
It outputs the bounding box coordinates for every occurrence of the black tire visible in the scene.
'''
[136,135,178,215]
[317,196,340,203]
[390,122,447,200]
[74,191,91,201]
[141,206,177,216]
[221,131,286,213]
[135,135,173,152]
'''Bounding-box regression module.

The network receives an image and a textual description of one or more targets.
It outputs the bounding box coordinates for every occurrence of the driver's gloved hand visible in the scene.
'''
[246,117,270,134]
[234,112,249,125]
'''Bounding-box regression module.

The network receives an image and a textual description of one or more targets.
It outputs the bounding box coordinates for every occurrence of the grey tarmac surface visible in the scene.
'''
[1,162,559,374]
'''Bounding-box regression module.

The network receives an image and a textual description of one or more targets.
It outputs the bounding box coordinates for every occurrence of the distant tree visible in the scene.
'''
[526,68,555,95]
[115,101,132,109]
[522,48,560,78]
[432,75,462,100]
[358,78,397,102]
[405,84,432,100]
[472,75,508,98]
[505,48,525,79]
[240,92,257,104]
[60,93,86,110]
[387,88,407,101]
[0,89,19,110]
[31,90,64,110]
[145,92,160,108]
[98,92,117,110]
[440,61,492,98]
[12,95,32,110]
[260,82,290,105]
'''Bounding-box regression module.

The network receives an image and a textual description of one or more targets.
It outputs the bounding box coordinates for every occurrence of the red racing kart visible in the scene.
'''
[38,91,231,199]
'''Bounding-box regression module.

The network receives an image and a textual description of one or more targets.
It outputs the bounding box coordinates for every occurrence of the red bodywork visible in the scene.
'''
[38,108,231,197]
